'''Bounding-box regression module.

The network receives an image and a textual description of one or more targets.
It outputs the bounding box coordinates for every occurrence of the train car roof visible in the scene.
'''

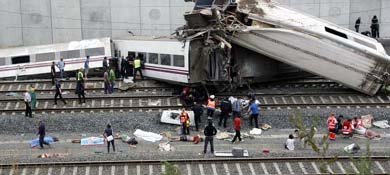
[114,36,185,42]
[0,37,111,57]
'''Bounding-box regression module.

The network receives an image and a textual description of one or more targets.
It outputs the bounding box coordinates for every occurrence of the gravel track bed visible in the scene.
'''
[0,108,389,135]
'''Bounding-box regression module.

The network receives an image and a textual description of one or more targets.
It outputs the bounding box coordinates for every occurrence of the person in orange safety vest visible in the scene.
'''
[342,119,354,137]
[327,113,338,133]
[180,109,190,135]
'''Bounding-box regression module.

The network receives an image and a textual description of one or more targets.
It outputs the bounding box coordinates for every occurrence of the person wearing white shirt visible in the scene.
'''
[57,58,66,78]
[24,91,32,118]
[285,134,295,151]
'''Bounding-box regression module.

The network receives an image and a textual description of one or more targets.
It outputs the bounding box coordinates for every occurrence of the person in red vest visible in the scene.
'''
[231,115,242,143]
[342,119,354,137]
[327,113,338,133]
[180,109,190,135]
[206,95,216,118]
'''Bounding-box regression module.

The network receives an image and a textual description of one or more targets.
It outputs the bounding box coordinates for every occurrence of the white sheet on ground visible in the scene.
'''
[249,128,262,135]
[373,120,390,129]
[81,137,104,146]
[160,110,195,126]
[133,129,163,142]
[361,114,373,128]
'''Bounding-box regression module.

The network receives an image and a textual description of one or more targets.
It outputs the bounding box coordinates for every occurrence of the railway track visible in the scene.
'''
[0,93,389,114]
[0,157,388,175]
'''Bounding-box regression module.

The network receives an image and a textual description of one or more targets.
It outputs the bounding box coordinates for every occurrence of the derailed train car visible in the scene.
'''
[180,0,390,95]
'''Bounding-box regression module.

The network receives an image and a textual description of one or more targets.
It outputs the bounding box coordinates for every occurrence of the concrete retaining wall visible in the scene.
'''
[0,0,388,48]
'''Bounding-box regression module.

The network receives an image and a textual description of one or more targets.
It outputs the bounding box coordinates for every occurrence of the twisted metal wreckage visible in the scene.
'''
[177,0,390,95]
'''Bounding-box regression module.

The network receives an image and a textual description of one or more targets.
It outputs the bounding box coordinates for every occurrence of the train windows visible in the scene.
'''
[173,55,185,67]
[325,27,348,39]
[11,55,30,64]
[137,52,145,60]
[148,53,158,64]
[160,54,171,66]
[85,47,105,57]
[0,58,5,66]
[128,52,136,59]
[60,50,80,59]
[36,52,55,62]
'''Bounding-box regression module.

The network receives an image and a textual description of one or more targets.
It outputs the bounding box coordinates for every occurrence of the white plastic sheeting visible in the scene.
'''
[133,129,163,142]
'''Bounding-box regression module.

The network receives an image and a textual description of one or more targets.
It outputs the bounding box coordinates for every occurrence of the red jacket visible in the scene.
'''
[234,117,241,131]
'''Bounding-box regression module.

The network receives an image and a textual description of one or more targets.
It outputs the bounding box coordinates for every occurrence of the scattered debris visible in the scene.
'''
[344,143,360,154]
[5,92,19,97]
[214,148,249,157]
[120,134,138,145]
[160,110,195,126]
[216,132,232,140]
[38,153,68,158]
[261,123,272,130]
[249,128,262,135]
[80,137,104,146]
[361,114,373,128]
[373,120,390,129]
[123,78,134,84]
[159,142,174,152]
[134,129,163,142]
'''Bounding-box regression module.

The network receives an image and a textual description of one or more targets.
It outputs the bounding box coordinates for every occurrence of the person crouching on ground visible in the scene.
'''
[180,109,190,135]
[342,119,353,138]
[203,120,217,154]
[103,124,115,153]
[232,115,242,143]
[285,134,295,151]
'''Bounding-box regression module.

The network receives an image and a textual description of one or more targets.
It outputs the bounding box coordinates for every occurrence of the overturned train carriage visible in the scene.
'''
[229,0,390,95]
[184,0,390,95]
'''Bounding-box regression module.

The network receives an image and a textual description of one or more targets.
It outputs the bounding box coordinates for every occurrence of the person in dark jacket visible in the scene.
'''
[104,124,115,153]
[54,79,67,105]
[191,102,203,131]
[51,61,56,85]
[355,17,361,32]
[37,121,50,149]
[102,57,109,71]
[232,115,242,143]
[121,56,127,79]
[371,15,379,38]
[219,98,232,128]
[335,115,344,134]
[76,69,86,104]
[203,120,217,154]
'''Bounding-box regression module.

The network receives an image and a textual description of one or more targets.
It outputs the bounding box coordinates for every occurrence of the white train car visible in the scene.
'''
[227,0,390,95]
[0,38,112,78]
[114,37,191,83]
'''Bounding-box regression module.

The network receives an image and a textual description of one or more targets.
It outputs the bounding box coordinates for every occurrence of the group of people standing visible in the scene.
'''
[354,15,380,38]
[178,92,261,154]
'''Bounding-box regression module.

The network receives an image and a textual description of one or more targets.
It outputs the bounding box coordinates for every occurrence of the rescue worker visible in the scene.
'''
[342,119,354,138]
[206,95,216,118]
[355,17,361,32]
[191,102,203,131]
[29,84,37,111]
[76,68,86,104]
[203,120,217,154]
[24,89,32,118]
[352,117,366,135]
[121,56,128,79]
[84,56,90,79]
[51,61,56,85]
[371,15,379,38]
[232,115,242,143]
[335,115,344,134]
[103,69,110,94]
[232,97,242,117]
[109,67,116,93]
[248,99,259,128]
[102,57,108,71]
[37,121,50,149]
[54,79,67,105]
[219,97,231,128]
[133,55,144,82]
[327,113,338,134]
[103,124,115,153]
[180,109,190,135]
[57,58,66,79]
